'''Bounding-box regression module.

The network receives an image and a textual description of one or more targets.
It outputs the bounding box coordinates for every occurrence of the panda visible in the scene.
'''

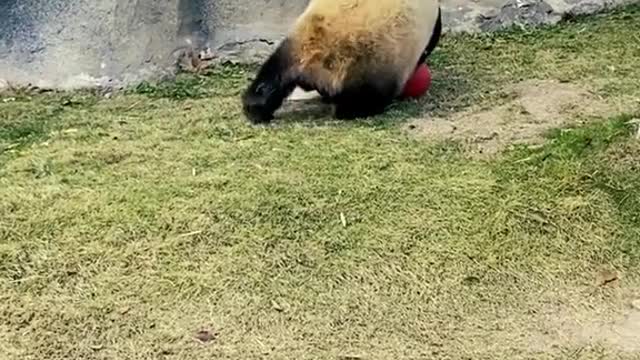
[241,0,442,124]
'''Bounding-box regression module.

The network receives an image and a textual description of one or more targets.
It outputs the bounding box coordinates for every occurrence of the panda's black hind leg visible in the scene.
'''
[333,82,396,120]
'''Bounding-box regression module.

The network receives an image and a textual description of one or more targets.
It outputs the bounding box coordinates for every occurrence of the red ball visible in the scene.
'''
[402,63,431,98]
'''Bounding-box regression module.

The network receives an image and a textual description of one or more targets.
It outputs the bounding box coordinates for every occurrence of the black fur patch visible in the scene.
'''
[332,76,398,120]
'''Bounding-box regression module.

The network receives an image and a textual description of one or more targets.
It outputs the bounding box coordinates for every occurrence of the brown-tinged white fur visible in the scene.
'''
[291,0,439,97]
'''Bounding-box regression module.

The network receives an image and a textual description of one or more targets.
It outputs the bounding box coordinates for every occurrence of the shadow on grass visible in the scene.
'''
[252,63,476,129]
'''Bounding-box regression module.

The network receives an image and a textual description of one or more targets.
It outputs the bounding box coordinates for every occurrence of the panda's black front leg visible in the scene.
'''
[241,40,296,124]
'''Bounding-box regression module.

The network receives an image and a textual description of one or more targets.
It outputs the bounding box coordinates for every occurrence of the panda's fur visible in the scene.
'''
[241,0,442,123]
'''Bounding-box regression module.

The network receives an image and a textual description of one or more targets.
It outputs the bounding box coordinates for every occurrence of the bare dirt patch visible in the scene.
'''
[406,79,629,156]
[457,277,640,356]
[561,271,640,354]
[538,302,640,354]
[582,309,640,352]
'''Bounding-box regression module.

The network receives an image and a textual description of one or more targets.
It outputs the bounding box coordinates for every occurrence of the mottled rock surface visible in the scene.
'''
[0,0,636,88]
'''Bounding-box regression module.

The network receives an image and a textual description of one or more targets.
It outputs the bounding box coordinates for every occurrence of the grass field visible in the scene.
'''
[1,5,640,359]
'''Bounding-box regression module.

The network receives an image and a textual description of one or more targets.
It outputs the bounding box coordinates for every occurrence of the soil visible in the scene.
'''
[405,79,625,156]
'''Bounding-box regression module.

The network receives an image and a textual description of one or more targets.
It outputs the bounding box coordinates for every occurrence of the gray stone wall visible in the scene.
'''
[0,0,635,89]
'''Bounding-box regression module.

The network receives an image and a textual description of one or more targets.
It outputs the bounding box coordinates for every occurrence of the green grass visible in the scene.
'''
[1,4,640,359]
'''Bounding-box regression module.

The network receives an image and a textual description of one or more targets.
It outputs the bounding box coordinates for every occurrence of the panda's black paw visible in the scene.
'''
[242,95,275,124]
[244,110,274,125]
[334,102,388,120]
[334,106,361,120]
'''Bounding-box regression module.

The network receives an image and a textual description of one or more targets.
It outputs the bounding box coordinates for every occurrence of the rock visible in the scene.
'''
[478,0,562,32]
[569,1,604,15]
[0,0,634,89]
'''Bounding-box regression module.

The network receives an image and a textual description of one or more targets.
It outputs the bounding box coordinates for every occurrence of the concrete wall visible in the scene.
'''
[0,0,635,89]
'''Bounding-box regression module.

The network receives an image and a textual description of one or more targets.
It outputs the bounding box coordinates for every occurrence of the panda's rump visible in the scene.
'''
[291,0,439,97]
[294,27,401,95]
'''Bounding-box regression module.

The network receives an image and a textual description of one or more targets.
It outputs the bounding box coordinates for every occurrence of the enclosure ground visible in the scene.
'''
[1,5,640,360]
